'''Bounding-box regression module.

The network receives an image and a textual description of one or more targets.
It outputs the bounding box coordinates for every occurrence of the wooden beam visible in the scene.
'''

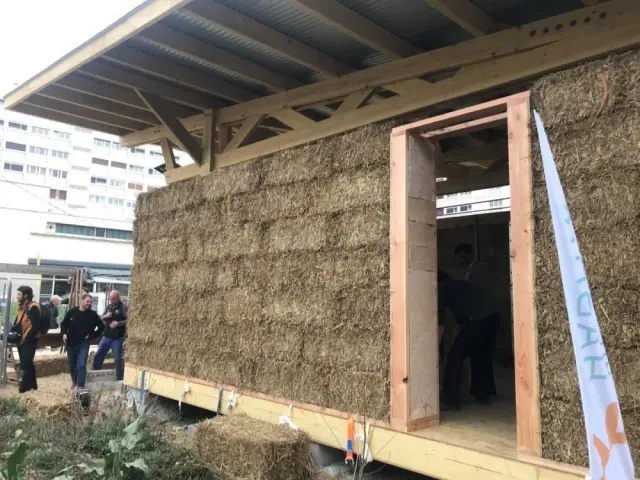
[104,45,257,103]
[3,0,190,109]
[423,0,508,36]
[81,60,221,110]
[26,95,152,131]
[56,74,149,110]
[286,0,420,59]
[507,94,541,456]
[419,112,508,139]
[270,108,316,130]
[137,91,203,165]
[12,103,130,136]
[183,2,351,77]
[223,114,264,151]
[38,84,159,125]
[335,88,374,114]
[159,138,176,171]
[201,110,217,170]
[139,24,299,92]
[122,0,635,147]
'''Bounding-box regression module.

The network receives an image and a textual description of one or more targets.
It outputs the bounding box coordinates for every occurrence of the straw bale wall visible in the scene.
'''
[128,124,392,420]
[532,50,640,466]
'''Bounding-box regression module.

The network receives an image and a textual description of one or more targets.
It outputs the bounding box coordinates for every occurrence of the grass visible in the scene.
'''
[0,397,218,479]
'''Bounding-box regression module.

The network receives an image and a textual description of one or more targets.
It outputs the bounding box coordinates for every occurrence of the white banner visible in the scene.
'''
[534,110,634,480]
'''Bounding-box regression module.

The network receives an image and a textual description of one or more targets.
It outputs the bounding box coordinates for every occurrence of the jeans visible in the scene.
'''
[17,340,38,393]
[443,313,500,407]
[93,336,125,381]
[67,340,90,388]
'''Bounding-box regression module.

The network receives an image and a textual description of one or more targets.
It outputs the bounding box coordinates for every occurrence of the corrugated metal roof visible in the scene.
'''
[336,0,471,51]
[213,0,387,69]
[473,0,585,26]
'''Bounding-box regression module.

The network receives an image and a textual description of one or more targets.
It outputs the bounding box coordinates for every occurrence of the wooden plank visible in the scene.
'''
[420,112,508,139]
[335,89,374,114]
[223,114,264,151]
[124,365,587,480]
[201,110,217,170]
[507,94,541,456]
[159,138,176,171]
[423,0,508,36]
[285,0,421,59]
[56,74,152,110]
[38,84,159,124]
[184,2,351,77]
[270,108,316,130]
[81,60,220,110]
[3,0,189,109]
[138,91,203,164]
[140,24,299,92]
[164,162,202,183]
[104,45,257,102]
[384,78,433,96]
[121,0,635,146]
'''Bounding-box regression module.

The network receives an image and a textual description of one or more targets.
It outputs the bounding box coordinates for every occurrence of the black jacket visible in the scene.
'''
[102,301,127,340]
[60,307,104,346]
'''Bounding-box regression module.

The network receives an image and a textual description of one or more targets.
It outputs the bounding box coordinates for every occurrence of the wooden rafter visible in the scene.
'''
[104,45,257,103]
[81,60,221,110]
[270,108,316,130]
[159,138,177,171]
[201,110,217,170]
[183,2,351,77]
[137,90,203,164]
[335,89,374,114]
[224,115,264,152]
[56,75,151,110]
[423,0,507,36]
[285,0,421,59]
[139,24,300,92]
[122,0,633,149]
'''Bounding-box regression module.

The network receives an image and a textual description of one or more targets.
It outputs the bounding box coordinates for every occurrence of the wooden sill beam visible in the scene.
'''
[285,0,421,59]
[423,0,508,36]
[183,2,352,77]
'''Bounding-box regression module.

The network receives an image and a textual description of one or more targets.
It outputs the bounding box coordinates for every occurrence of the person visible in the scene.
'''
[60,293,104,391]
[11,286,41,393]
[93,290,127,380]
[45,295,62,330]
[438,270,500,409]
[454,243,491,287]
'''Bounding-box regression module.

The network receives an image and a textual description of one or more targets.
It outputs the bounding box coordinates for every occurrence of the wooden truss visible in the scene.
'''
[119,0,640,185]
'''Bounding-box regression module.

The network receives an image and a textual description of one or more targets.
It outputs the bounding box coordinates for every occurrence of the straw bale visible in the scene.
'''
[202,160,261,201]
[263,288,335,328]
[170,264,217,295]
[204,221,261,260]
[195,415,312,480]
[216,261,238,289]
[226,183,311,223]
[331,122,394,171]
[263,141,335,186]
[332,248,389,291]
[327,371,389,421]
[533,50,640,467]
[328,207,388,249]
[146,238,186,265]
[266,216,327,253]
[253,361,330,407]
[336,286,390,331]
[224,287,263,322]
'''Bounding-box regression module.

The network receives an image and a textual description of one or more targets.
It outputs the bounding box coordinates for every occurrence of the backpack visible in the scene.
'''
[24,302,52,336]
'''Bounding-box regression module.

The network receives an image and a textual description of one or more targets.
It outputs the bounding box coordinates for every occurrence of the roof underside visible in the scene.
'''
[4,0,586,140]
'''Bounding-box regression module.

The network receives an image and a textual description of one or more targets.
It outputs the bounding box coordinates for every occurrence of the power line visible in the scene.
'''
[0,174,98,228]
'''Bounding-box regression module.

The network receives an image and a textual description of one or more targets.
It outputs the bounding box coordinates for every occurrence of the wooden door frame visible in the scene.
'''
[389,92,541,456]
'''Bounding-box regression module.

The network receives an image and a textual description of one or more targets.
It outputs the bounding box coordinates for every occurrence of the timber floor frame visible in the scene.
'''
[124,365,587,480]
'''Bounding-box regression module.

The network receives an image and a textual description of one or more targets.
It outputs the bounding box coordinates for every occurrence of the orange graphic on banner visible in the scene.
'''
[592,402,628,480]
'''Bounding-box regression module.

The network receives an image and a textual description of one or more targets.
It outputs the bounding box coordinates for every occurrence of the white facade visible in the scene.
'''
[0,102,168,271]
[437,185,510,219]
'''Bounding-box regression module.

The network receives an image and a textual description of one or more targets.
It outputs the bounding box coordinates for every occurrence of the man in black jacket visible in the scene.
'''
[60,293,104,391]
[11,286,41,393]
[92,290,127,380]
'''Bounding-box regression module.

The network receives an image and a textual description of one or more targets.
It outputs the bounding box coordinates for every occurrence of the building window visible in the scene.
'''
[111,161,126,169]
[51,150,70,159]
[68,204,87,209]
[128,164,144,173]
[31,126,49,136]
[27,165,47,176]
[444,206,458,215]
[75,126,93,134]
[112,142,123,150]
[71,165,89,172]
[94,138,111,148]
[54,222,132,241]
[129,147,145,155]
[89,195,106,204]
[29,146,48,156]
[91,158,109,166]
[3,162,24,172]
[50,169,68,179]
[49,189,67,200]
[149,151,163,157]
[8,121,28,132]
[90,176,107,185]
[5,141,27,152]
[108,197,124,207]
[0,119,4,126]
[489,199,504,208]
[69,185,88,190]
[110,179,125,188]
[127,182,143,191]
[73,146,91,153]
[126,201,136,208]
[53,130,71,140]
[459,205,472,212]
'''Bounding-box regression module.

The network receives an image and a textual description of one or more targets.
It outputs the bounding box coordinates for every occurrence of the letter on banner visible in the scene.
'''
[534,110,634,480]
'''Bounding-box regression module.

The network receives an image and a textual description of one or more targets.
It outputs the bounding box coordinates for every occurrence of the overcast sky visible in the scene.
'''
[0,0,144,97]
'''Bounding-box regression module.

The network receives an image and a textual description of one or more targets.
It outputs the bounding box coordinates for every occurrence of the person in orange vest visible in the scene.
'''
[11,286,42,393]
